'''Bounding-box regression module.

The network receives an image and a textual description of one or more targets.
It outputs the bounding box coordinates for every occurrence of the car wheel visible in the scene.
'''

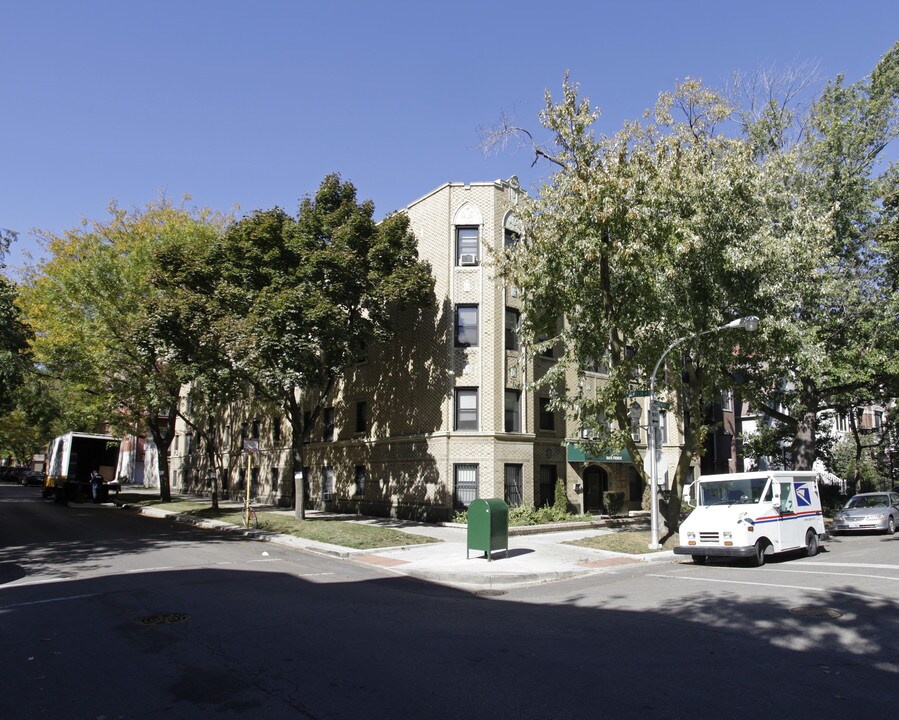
[887,516,895,535]
[691,555,708,565]
[752,540,769,567]
[805,529,819,557]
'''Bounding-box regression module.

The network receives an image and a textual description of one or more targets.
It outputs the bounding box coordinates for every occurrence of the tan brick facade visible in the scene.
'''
[169,178,685,520]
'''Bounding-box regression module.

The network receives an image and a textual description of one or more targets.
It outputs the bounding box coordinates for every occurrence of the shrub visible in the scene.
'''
[819,483,847,517]
[457,504,591,527]
[553,478,567,512]
[605,491,624,516]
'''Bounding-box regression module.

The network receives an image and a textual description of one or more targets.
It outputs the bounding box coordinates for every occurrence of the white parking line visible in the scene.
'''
[648,573,887,602]
[763,568,899,583]
[793,561,899,571]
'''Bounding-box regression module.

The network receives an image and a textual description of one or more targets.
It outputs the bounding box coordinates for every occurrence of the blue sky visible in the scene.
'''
[3,1,898,273]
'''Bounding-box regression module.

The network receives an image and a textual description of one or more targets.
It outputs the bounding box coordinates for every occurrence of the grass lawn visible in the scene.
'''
[566,529,670,554]
[114,493,441,550]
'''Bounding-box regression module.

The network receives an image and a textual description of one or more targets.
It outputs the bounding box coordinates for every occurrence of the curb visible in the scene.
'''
[111,499,676,588]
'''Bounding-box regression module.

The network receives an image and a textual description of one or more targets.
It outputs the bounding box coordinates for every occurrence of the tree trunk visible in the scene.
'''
[791,382,819,470]
[147,404,177,502]
[207,442,219,512]
[287,393,306,520]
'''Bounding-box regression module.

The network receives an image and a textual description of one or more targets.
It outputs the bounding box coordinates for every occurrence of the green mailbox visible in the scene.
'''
[467,498,509,561]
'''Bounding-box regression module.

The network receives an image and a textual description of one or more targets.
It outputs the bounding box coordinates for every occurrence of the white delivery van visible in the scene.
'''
[673,471,827,567]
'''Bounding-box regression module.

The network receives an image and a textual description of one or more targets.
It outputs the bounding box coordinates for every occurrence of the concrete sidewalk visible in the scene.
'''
[116,493,676,590]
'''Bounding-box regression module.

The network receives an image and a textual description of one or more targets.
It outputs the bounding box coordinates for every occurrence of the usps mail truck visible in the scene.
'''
[673,471,827,567]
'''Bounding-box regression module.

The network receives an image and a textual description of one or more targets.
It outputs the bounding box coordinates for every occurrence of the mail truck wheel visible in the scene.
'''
[752,539,769,567]
[805,529,819,557]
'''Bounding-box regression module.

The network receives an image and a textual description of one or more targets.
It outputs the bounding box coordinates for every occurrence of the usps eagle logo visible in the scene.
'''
[795,484,812,507]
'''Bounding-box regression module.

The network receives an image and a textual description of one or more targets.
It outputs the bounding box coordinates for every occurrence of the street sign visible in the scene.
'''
[242,438,259,453]
[627,389,651,397]
[656,401,671,410]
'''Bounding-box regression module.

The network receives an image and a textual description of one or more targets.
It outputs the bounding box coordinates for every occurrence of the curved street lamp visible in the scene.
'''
[647,315,760,549]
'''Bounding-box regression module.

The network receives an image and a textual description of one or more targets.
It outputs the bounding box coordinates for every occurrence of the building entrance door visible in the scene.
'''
[584,466,608,514]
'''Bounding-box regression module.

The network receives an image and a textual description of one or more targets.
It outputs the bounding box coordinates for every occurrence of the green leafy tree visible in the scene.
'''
[0,230,32,413]
[739,43,899,479]
[159,175,434,519]
[487,76,825,542]
[18,199,227,501]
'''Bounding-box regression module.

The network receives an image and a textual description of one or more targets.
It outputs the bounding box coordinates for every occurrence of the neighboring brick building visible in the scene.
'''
[169,178,685,520]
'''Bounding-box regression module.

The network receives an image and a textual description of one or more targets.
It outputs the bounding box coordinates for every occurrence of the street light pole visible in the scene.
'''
[647,315,759,549]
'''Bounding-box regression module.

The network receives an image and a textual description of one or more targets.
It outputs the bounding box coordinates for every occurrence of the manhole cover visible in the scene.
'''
[790,606,842,619]
[137,613,190,625]
[472,589,507,597]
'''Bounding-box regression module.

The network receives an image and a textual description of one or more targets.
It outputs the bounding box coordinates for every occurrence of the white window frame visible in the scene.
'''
[456,226,479,265]
[455,388,478,431]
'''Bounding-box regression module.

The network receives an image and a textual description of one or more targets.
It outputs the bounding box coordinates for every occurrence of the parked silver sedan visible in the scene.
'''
[832,492,899,535]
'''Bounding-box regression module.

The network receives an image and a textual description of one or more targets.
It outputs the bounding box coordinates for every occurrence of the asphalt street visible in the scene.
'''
[2,483,898,720]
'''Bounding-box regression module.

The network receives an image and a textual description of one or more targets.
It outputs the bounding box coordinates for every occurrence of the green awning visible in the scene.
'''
[566,443,632,464]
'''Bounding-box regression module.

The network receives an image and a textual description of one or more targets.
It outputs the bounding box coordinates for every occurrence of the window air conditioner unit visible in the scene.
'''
[459,253,478,266]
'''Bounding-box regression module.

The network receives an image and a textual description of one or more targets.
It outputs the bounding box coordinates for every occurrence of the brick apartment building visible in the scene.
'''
[169,177,687,520]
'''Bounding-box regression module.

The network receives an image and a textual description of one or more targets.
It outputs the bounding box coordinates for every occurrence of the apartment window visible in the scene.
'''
[538,397,555,431]
[323,407,335,442]
[455,305,479,347]
[504,464,523,507]
[455,388,478,430]
[721,391,733,412]
[630,404,642,443]
[659,411,668,444]
[505,308,519,351]
[355,401,368,433]
[504,227,520,249]
[354,466,366,497]
[321,467,335,497]
[456,226,479,265]
[538,335,554,358]
[453,464,479,508]
[505,390,521,432]
[270,467,279,494]
[272,417,281,443]
[250,467,259,498]
[251,419,260,439]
